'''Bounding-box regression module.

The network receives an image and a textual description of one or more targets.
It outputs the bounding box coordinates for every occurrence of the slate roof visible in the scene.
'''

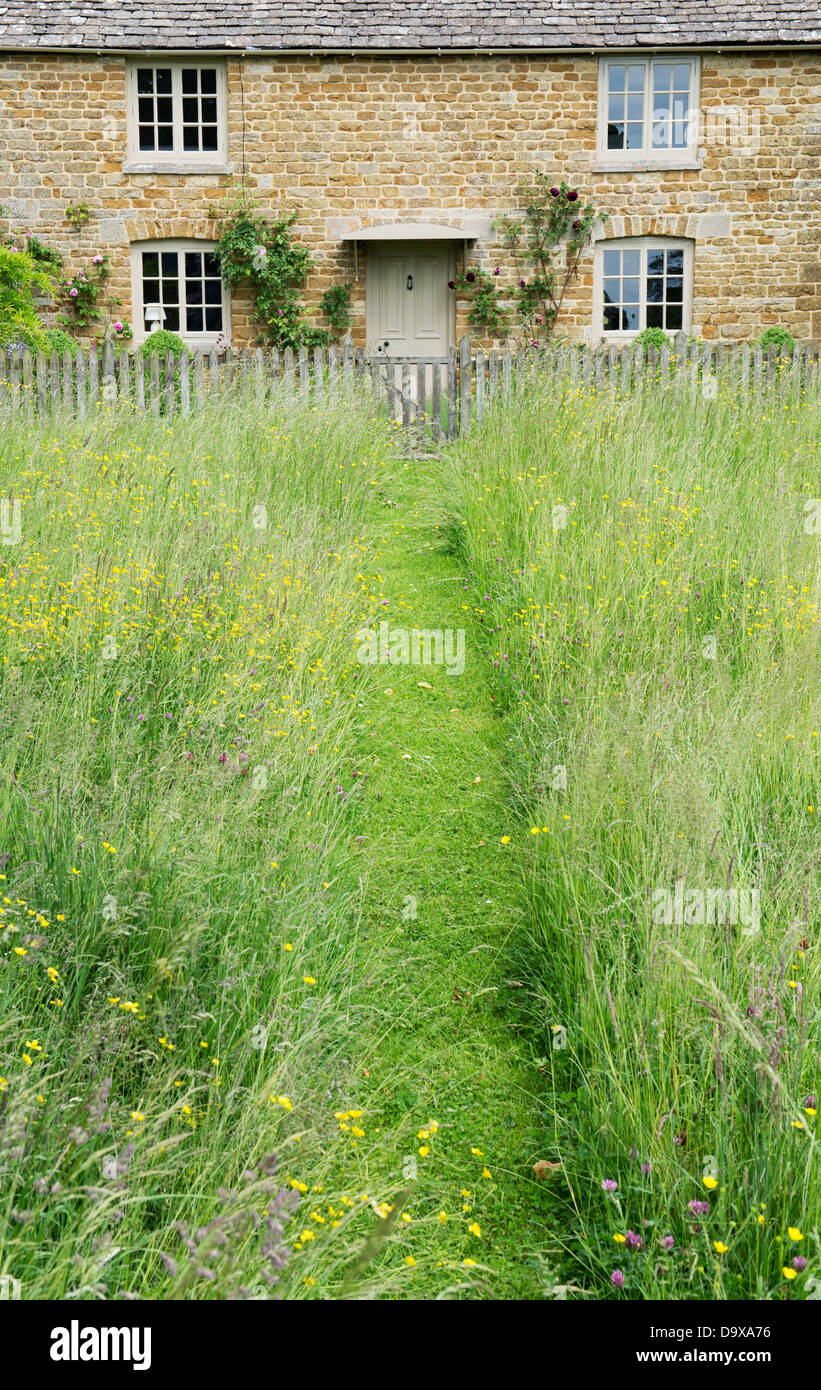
[0,1,819,51]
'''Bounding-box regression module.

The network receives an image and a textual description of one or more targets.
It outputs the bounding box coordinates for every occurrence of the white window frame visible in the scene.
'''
[593,237,693,342]
[595,55,701,170]
[125,60,228,171]
[130,240,230,349]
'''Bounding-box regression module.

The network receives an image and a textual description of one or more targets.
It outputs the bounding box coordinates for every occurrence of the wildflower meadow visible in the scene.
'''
[0,361,819,1308]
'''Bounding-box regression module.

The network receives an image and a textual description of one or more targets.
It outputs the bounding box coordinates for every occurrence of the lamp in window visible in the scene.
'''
[144,304,165,334]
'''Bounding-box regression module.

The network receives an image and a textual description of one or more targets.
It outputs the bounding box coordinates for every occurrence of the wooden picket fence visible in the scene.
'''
[1,332,818,439]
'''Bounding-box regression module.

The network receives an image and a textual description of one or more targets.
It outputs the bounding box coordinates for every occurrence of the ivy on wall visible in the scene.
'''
[214,192,352,350]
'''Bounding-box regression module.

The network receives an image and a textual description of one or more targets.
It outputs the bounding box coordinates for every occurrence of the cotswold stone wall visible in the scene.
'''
[1,49,819,344]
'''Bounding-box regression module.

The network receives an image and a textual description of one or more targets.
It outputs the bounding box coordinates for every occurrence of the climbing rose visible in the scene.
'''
[549,186,560,196]
[567,189,579,202]
[447,280,455,289]
[465,271,475,283]
[113,321,123,332]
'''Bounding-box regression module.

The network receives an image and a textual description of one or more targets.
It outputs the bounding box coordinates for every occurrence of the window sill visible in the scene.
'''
[123,162,232,176]
[592,158,702,174]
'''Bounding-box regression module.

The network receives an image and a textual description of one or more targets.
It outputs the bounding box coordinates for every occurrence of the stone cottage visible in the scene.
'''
[1,1,820,351]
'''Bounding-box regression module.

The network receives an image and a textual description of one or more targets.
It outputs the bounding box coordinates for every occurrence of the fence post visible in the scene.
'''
[475,348,485,425]
[194,351,204,413]
[341,333,354,393]
[298,346,309,399]
[401,359,413,426]
[135,351,145,412]
[313,346,324,400]
[76,350,87,419]
[180,349,190,416]
[431,360,442,442]
[459,335,471,436]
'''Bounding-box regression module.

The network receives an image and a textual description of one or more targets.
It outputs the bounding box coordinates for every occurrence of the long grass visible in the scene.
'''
[445,370,821,1299]
[0,390,404,1299]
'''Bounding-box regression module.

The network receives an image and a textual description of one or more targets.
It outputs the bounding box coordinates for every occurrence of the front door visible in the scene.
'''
[366,241,453,357]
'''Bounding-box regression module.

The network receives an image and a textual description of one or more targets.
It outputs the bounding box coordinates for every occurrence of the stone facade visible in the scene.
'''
[1,48,820,345]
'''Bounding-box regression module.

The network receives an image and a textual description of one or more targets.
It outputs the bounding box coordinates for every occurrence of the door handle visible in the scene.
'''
[406,274,413,291]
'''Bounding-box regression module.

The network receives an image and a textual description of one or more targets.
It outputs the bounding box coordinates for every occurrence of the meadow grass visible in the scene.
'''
[444,369,821,1299]
[0,390,408,1299]
[0,388,557,1302]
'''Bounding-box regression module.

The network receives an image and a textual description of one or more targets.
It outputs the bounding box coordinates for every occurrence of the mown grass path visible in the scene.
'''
[332,460,559,1298]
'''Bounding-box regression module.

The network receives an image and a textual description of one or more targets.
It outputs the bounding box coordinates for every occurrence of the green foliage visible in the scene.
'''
[44,327,78,356]
[215,194,331,350]
[60,255,115,331]
[452,266,511,339]
[0,239,54,349]
[319,281,353,340]
[496,175,607,345]
[759,324,795,355]
[24,234,62,272]
[65,201,92,229]
[139,328,185,358]
[636,326,672,354]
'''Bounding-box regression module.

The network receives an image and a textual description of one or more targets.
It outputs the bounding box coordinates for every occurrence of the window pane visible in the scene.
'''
[156,68,172,94]
[603,250,621,276]
[666,250,684,273]
[646,277,664,303]
[160,252,178,275]
[647,251,665,276]
[608,65,625,92]
[142,252,160,276]
[142,278,160,303]
[627,92,643,121]
[673,63,691,91]
[185,252,203,276]
[622,250,640,276]
[164,306,180,331]
[607,122,625,149]
[186,279,203,305]
[139,127,155,151]
[182,97,199,123]
[156,97,173,123]
[608,95,624,121]
[204,252,221,276]
[666,305,683,329]
[201,97,217,123]
[626,122,643,149]
[186,307,204,333]
[183,127,200,151]
[622,279,640,304]
[204,278,222,305]
[182,69,198,94]
[653,92,671,118]
[158,126,174,151]
[603,278,620,304]
[138,97,154,122]
[652,119,671,149]
[137,69,154,94]
[646,304,664,328]
[201,126,219,151]
[603,304,620,332]
[622,305,639,330]
[627,65,645,91]
[162,279,179,305]
[205,306,223,332]
[666,277,683,302]
[200,69,217,94]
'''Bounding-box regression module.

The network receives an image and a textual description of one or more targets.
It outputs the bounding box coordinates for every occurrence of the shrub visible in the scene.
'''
[0,241,54,350]
[759,325,795,355]
[44,327,78,356]
[635,326,671,353]
[139,329,185,358]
